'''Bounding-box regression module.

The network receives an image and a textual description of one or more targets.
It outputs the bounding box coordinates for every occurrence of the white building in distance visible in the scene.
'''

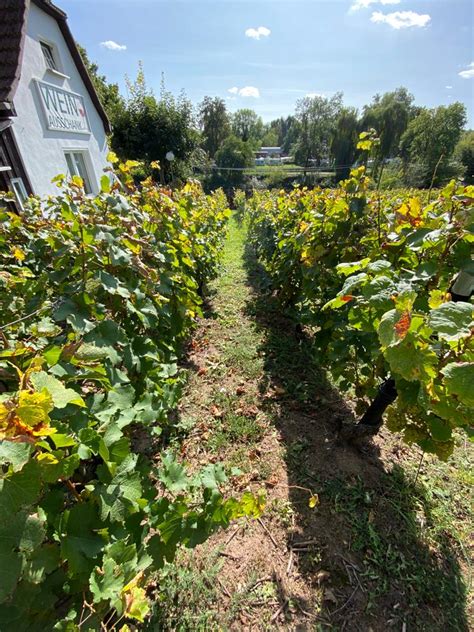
[0,0,111,209]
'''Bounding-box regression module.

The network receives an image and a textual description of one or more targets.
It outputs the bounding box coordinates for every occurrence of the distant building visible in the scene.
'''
[254,146,285,166]
[0,0,111,210]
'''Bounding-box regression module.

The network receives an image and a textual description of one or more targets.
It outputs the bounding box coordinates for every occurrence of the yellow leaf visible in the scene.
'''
[123,238,141,255]
[309,494,319,509]
[428,290,450,309]
[37,452,59,466]
[71,175,84,188]
[357,140,372,151]
[150,160,161,170]
[17,390,54,431]
[121,160,140,173]
[12,247,25,261]
[107,151,119,164]
[123,586,150,623]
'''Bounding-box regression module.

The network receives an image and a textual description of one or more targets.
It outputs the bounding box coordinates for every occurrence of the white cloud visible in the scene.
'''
[445,85,453,89]
[228,86,260,98]
[245,26,271,40]
[459,62,474,79]
[371,10,431,29]
[350,0,400,11]
[239,86,260,98]
[100,40,127,51]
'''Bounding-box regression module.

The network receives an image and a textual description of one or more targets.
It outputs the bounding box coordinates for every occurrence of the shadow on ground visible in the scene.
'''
[242,241,469,632]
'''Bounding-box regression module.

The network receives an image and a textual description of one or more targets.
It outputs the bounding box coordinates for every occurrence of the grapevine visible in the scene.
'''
[246,136,473,460]
[0,161,263,630]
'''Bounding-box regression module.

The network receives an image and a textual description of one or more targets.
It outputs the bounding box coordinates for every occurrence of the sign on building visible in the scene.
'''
[35,80,91,134]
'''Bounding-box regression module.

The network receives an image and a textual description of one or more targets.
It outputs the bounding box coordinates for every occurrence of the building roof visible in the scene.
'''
[0,0,28,110]
[0,0,111,133]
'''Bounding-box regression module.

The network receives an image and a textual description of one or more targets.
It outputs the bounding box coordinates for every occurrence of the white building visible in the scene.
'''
[0,0,111,209]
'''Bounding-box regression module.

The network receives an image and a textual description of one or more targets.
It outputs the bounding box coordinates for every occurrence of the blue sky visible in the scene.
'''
[62,0,473,126]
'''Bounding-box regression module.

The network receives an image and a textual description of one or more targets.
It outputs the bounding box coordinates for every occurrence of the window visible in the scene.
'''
[10,178,28,210]
[64,151,93,194]
[41,41,58,71]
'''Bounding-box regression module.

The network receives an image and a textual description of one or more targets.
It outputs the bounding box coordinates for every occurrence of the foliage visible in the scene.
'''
[331,107,359,182]
[400,103,467,187]
[77,44,125,125]
[215,135,254,188]
[199,97,231,158]
[231,109,264,146]
[361,87,415,178]
[111,67,199,183]
[245,136,473,460]
[294,93,343,168]
[0,166,263,628]
[455,130,474,184]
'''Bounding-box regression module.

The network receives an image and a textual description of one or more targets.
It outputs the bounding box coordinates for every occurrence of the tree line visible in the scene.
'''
[79,47,474,189]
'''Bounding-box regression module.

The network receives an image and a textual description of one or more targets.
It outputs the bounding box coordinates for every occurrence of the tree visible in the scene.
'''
[199,97,231,158]
[280,116,300,156]
[294,93,343,168]
[111,66,199,182]
[215,135,254,187]
[77,44,124,124]
[454,130,474,184]
[361,88,415,173]
[399,102,467,187]
[261,125,279,147]
[232,109,264,145]
[331,107,359,181]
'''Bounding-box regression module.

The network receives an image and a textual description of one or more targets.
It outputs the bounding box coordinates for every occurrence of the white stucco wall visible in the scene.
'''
[11,3,109,197]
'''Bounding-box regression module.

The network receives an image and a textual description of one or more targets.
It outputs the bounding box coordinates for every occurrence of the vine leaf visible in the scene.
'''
[428,302,473,342]
[442,362,474,407]
[30,371,85,409]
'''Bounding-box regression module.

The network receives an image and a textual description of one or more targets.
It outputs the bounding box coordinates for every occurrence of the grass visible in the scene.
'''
[152,216,473,631]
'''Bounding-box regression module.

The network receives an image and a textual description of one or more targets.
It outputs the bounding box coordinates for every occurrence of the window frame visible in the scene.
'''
[10,178,28,210]
[63,150,95,195]
[40,40,58,71]
[39,38,69,79]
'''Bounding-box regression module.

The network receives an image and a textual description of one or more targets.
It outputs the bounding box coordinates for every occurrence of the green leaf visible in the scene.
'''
[384,337,437,382]
[60,503,106,575]
[428,302,473,342]
[30,372,85,409]
[199,464,227,489]
[0,460,43,513]
[336,258,371,276]
[0,442,32,472]
[427,416,452,442]
[159,453,188,493]
[378,309,399,348]
[442,362,474,407]
[43,345,63,367]
[0,551,22,601]
[100,175,111,193]
[89,557,123,604]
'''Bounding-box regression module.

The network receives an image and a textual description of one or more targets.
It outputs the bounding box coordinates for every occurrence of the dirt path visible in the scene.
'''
[154,219,472,631]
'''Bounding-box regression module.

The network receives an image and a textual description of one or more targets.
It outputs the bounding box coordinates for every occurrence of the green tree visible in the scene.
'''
[331,107,359,181]
[361,88,415,175]
[261,126,279,147]
[280,116,300,156]
[232,109,264,145]
[454,130,474,184]
[111,66,199,182]
[77,44,124,124]
[400,103,467,187]
[199,96,231,158]
[215,135,254,187]
[294,93,343,168]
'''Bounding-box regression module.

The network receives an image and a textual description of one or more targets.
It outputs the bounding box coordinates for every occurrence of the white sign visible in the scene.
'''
[35,80,91,134]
